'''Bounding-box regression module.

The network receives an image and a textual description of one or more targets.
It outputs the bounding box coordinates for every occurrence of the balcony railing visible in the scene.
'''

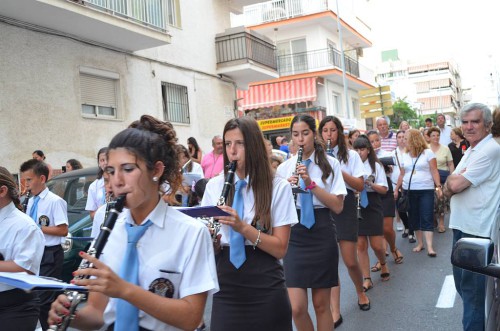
[216,31,277,70]
[277,48,359,77]
[82,0,171,32]
[244,0,328,26]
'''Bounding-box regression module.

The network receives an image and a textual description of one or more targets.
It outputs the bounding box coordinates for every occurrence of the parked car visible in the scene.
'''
[46,167,98,282]
[451,212,500,330]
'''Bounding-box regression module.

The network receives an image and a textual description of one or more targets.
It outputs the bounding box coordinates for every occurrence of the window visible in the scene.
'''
[277,38,307,75]
[352,98,360,118]
[79,69,119,119]
[162,82,190,124]
[166,0,181,28]
[332,92,342,116]
[327,40,340,66]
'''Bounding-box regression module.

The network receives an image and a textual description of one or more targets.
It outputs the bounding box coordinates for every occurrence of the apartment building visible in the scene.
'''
[0,0,258,174]
[223,0,376,141]
[376,51,463,121]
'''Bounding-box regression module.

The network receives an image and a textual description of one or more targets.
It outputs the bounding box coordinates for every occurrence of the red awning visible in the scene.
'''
[237,77,317,111]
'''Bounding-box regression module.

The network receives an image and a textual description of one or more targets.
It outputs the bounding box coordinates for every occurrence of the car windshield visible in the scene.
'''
[46,174,96,212]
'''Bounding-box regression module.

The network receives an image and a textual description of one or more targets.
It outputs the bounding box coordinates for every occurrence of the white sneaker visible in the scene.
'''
[396,222,404,231]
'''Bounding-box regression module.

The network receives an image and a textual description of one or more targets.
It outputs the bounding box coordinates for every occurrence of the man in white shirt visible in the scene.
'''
[20,159,68,331]
[437,114,452,145]
[444,103,500,331]
[376,117,397,152]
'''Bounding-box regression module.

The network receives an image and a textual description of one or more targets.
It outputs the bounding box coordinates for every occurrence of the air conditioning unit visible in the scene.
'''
[356,48,364,57]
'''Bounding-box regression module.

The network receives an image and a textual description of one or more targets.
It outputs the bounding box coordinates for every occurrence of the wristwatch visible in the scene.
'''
[306,181,317,190]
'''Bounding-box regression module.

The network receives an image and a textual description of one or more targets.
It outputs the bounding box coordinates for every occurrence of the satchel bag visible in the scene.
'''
[397,153,421,213]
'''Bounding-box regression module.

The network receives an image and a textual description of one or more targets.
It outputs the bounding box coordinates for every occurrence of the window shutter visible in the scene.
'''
[80,74,116,108]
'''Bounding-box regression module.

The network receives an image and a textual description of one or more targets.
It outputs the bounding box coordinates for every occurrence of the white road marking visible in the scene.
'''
[436,274,457,308]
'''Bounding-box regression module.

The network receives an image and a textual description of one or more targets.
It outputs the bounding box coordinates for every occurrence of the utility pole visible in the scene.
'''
[336,0,350,119]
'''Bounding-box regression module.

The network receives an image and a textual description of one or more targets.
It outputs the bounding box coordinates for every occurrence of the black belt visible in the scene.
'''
[44,245,62,251]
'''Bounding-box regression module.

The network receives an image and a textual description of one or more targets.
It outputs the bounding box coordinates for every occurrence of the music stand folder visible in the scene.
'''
[0,272,86,292]
[177,206,230,218]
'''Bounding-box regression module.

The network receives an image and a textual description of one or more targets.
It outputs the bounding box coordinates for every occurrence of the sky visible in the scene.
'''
[363,0,500,99]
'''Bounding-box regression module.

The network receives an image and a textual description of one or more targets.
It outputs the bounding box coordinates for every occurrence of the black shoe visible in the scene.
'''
[402,229,409,238]
[358,300,371,311]
[408,234,416,243]
[334,314,343,328]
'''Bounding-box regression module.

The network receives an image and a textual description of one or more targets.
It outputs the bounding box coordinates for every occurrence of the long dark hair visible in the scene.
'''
[96,147,108,179]
[109,115,181,205]
[187,137,201,158]
[0,166,22,210]
[318,116,349,164]
[291,114,332,182]
[222,117,273,230]
[353,135,381,174]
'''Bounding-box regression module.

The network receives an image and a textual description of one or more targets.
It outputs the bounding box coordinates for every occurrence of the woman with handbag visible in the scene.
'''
[426,127,454,233]
[391,131,415,242]
[394,129,443,257]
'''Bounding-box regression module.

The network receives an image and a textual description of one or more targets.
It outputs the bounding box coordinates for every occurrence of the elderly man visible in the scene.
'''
[436,114,452,145]
[201,135,224,179]
[376,116,397,152]
[444,103,500,331]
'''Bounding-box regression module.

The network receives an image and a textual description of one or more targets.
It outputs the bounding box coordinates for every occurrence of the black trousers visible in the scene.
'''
[0,289,40,331]
[38,245,64,331]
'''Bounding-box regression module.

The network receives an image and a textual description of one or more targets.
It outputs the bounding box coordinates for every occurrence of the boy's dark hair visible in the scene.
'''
[20,159,49,179]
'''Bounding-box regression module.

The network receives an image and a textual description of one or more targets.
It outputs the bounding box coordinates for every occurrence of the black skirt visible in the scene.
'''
[284,208,339,288]
[358,192,384,236]
[333,189,359,242]
[211,246,292,331]
[0,289,39,331]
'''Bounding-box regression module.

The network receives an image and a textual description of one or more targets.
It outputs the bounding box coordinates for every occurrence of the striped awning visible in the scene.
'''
[237,77,317,111]
[418,95,453,110]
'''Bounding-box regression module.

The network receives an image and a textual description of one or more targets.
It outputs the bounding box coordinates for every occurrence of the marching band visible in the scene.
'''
[0,113,432,331]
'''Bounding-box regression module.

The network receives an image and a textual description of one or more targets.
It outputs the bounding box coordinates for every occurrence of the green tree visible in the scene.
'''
[389,98,418,129]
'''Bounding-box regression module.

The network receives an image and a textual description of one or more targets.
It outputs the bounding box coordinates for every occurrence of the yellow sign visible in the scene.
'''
[257,116,294,132]
[358,85,393,118]
[358,85,390,97]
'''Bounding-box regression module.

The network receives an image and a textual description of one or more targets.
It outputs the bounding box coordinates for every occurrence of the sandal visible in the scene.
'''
[370,261,381,272]
[391,248,404,264]
[380,262,390,282]
[363,277,373,292]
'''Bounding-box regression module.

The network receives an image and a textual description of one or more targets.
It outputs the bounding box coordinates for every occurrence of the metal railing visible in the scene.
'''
[216,31,277,70]
[277,48,359,77]
[244,0,328,26]
[81,0,170,32]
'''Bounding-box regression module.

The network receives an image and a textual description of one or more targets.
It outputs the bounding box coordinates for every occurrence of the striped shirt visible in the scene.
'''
[380,131,397,152]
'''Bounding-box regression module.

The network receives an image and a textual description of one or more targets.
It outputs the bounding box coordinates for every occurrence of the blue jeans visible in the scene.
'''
[408,189,434,231]
[452,229,486,331]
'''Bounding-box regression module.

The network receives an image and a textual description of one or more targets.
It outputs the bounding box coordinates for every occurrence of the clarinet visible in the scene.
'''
[291,147,304,201]
[210,161,236,242]
[48,195,126,331]
[22,190,31,213]
[326,139,333,156]
[356,192,363,221]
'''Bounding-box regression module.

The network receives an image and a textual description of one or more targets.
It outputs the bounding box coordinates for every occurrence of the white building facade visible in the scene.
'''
[1,0,262,175]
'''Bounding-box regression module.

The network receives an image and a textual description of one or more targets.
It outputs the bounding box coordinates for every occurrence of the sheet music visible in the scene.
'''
[0,272,86,292]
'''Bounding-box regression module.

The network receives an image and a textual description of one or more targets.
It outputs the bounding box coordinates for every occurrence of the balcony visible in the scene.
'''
[241,0,371,48]
[216,27,278,89]
[0,0,171,52]
[278,48,359,76]
[248,105,326,121]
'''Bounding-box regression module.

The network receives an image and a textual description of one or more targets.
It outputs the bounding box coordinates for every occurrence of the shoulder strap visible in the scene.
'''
[407,152,422,191]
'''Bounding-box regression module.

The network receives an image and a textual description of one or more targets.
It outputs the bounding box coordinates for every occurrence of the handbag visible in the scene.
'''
[397,153,421,213]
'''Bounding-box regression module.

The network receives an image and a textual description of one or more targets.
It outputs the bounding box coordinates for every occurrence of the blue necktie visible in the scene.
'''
[101,186,106,205]
[299,159,315,229]
[115,220,153,331]
[230,180,247,269]
[29,195,40,222]
[360,189,369,208]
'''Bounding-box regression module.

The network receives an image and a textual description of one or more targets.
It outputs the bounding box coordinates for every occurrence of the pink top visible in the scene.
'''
[201,150,224,178]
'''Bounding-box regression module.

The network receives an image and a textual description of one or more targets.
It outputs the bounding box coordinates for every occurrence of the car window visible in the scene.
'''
[47,174,97,211]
